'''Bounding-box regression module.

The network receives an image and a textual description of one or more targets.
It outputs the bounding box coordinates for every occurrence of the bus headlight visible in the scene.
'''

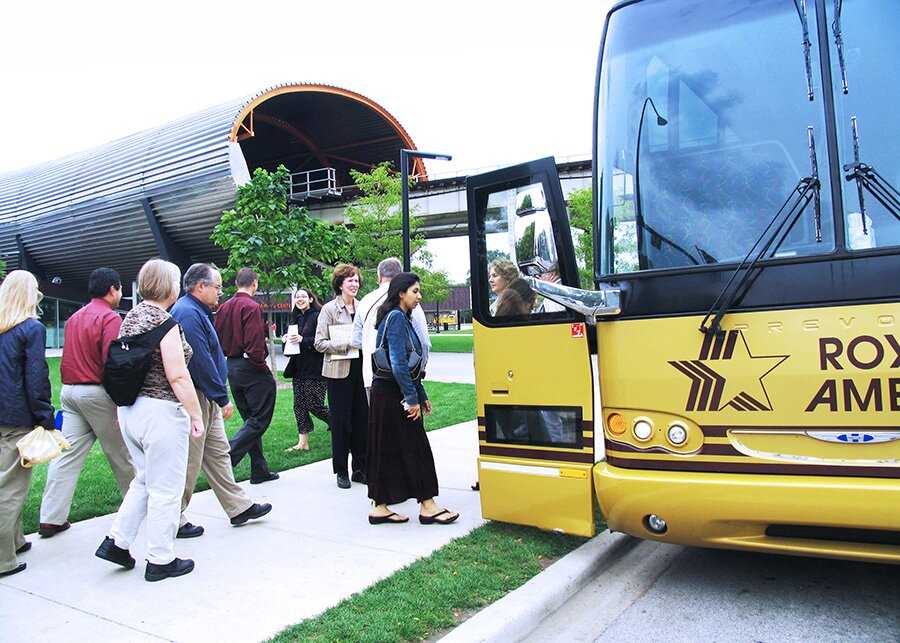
[667,423,688,446]
[607,413,626,435]
[633,419,653,441]
[644,514,668,534]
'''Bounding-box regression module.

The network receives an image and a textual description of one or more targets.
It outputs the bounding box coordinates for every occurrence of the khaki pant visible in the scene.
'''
[0,427,33,574]
[40,384,134,525]
[181,393,252,524]
[110,397,189,565]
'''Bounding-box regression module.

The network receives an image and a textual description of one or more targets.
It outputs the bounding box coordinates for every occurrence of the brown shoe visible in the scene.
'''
[38,522,71,538]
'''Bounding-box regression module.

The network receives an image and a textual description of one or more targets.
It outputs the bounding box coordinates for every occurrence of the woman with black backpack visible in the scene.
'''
[95,259,204,583]
[366,272,459,526]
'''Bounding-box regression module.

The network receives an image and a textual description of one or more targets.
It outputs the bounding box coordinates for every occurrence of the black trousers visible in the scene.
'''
[326,357,368,476]
[227,358,277,479]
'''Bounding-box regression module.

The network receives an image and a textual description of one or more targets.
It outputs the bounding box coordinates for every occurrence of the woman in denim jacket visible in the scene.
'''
[366,273,459,526]
[0,271,54,577]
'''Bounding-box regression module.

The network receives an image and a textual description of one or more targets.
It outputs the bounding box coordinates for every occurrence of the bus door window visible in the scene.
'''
[826,0,900,250]
[486,405,582,449]
[482,182,570,320]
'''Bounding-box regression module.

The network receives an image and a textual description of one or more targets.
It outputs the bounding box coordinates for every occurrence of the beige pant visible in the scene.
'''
[0,427,33,574]
[110,397,190,565]
[40,384,134,525]
[181,393,252,524]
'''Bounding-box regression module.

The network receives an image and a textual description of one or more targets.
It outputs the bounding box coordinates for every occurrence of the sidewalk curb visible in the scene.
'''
[440,530,631,643]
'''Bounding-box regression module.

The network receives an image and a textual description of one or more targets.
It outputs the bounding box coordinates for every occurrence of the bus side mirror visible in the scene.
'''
[522,277,621,324]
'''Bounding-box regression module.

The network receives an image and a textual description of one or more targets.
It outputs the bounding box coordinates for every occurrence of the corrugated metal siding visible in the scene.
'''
[0,97,246,286]
[0,82,419,289]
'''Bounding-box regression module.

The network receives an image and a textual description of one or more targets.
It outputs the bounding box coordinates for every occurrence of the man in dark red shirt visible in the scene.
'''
[39,268,134,537]
[215,268,278,483]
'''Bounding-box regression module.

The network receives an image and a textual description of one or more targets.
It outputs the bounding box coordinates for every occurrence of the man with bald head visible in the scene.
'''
[170,264,271,538]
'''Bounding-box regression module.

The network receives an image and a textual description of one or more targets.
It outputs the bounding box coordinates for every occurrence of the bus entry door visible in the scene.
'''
[466,157,596,537]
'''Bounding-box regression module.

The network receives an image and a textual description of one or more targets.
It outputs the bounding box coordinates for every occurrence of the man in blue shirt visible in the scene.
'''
[171,264,272,537]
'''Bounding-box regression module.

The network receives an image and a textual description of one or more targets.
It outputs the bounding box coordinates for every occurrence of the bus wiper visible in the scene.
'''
[699,128,822,336]
[843,116,900,235]
[793,0,815,101]
[832,0,849,94]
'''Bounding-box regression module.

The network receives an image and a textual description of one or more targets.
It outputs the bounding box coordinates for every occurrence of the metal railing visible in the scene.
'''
[289,167,342,201]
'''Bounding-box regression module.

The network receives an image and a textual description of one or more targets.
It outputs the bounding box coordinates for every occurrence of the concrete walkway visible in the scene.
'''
[1,421,482,643]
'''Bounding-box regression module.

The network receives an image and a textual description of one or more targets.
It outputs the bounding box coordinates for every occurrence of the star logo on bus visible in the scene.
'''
[668,330,789,412]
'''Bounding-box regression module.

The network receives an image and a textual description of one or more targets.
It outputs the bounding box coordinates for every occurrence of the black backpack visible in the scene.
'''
[103,318,178,406]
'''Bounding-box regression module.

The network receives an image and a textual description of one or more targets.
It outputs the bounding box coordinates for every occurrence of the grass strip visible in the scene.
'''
[269,522,587,642]
[429,334,473,353]
[23,357,475,534]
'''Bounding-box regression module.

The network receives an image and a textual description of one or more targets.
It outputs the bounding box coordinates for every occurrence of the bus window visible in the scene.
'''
[481,183,571,321]
[827,0,900,250]
[485,405,582,449]
[597,0,835,274]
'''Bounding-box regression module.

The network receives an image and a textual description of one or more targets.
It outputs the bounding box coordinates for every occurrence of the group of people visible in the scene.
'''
[1,262,274,582]
[0,255,458,583]
[283,257,459,525]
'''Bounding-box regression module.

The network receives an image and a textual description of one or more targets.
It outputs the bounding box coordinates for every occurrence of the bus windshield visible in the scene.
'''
[597,0,835,275]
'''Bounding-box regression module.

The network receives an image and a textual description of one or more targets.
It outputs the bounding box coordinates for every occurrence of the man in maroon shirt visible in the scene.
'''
[215,268,278,483]
[38,268,134,536]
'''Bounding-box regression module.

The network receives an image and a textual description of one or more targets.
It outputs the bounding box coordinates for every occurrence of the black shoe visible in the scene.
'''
[95,536,136,570]
[351,470,367,485]
[15,542,31,555]
[336,473,351,489]
[231,502,273,526]
[145,558,195,582]
[176,522,204,538]
[38,521,70,538]
[0,563,26,577]
[250,472,280,484]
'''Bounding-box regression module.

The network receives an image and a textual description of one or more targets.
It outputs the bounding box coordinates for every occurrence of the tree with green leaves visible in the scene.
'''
[211,165,348,370]
[0,259,6,280]
[416,265,451,332]
[567,187,594,289]
[343,162,426,292]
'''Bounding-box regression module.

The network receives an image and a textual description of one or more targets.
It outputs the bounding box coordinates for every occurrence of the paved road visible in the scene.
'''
[525,538,900,643]
[1,422,482,643]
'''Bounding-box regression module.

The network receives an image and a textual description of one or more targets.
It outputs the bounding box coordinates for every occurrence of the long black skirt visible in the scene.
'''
[367,378,439,506]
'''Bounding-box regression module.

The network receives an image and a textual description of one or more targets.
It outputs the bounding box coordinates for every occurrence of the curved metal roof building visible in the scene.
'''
[0,83,424,288]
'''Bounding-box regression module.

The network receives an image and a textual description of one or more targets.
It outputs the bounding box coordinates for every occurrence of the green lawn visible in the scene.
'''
[430,334,473,353]
[271,522,589,642]
[22,358,475,534]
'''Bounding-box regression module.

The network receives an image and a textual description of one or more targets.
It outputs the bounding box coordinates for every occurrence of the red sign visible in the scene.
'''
[571,323,585,338]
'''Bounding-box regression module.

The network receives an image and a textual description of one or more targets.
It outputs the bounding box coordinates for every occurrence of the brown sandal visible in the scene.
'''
[419,509,459,525]
[368,512,409,525]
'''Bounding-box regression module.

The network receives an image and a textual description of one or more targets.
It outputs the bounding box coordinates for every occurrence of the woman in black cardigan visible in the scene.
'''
[283,288,329,451]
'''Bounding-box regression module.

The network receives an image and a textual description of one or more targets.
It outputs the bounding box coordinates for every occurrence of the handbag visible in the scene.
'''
[16,427,71,468]
[373,310,422,380]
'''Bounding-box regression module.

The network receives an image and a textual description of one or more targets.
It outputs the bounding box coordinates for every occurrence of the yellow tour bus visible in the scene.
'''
[465,0,900,563]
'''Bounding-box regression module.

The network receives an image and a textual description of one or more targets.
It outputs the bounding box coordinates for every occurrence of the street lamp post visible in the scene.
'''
[400,148,452,271]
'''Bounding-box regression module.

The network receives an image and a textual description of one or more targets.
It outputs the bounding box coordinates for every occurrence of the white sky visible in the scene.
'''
[0,0,613,282]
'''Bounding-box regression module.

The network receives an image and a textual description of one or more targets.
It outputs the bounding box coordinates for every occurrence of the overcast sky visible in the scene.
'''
[0,0,613,281]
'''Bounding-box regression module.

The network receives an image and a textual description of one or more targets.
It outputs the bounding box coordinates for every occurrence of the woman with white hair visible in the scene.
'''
[0,270,54,577]
[94,259,205,582]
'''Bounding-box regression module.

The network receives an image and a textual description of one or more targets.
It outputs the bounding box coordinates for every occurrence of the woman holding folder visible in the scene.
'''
[314,264,368,489]
[283,288,328,452]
